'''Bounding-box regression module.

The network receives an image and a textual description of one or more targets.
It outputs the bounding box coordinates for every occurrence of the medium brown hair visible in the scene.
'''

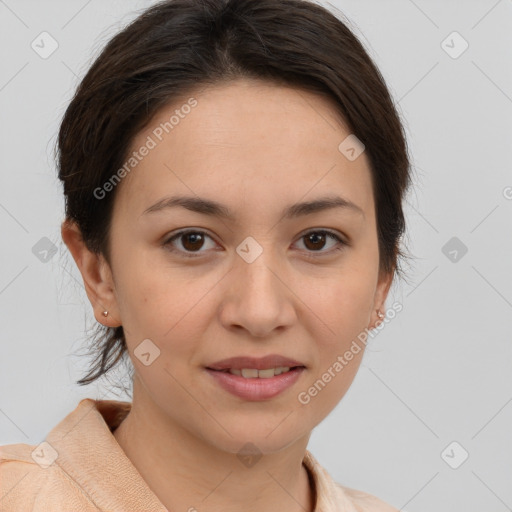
[56,0,413,389]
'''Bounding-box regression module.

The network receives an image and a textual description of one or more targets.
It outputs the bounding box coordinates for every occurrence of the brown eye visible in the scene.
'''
[163,230,217,257]
[296,230,347,257]
[180,232,205,251]
[163,229,347,259]
[303,232,328,251]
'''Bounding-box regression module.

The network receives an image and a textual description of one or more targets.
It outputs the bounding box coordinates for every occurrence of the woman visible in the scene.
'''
[0,0,411,510]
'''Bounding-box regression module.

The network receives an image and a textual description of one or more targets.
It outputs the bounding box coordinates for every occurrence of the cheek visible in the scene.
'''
[309,351,364,420]
[113,249,174,323]
[311,267,376,340]
[115,260,216,361]
[302,269,375,404]
[301,297,369,419]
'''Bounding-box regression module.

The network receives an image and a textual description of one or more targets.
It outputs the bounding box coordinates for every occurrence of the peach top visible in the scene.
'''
[0,398,398,511]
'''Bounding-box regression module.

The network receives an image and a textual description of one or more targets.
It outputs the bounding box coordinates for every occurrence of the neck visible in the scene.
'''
[113,377,315,512]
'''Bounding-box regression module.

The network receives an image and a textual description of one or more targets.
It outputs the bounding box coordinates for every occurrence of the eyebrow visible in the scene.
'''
[141,194,365,220]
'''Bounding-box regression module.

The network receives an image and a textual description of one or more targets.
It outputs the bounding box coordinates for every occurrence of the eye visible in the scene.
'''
[294,230,347,257]
[163,229,218,258]
[162,229,348,258]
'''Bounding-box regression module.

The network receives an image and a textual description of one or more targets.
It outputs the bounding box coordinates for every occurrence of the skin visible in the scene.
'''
[62,78,393,512]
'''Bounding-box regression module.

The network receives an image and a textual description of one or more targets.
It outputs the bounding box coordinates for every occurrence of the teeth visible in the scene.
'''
[229,367,291,378]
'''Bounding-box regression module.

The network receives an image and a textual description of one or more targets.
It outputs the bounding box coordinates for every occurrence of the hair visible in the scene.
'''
[56,0,413,390]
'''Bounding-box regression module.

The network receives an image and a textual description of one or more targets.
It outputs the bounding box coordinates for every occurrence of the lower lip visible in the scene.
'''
[205,367,305,401]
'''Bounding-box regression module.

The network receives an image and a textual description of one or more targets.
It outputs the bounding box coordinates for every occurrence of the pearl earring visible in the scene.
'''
[377,310,384,319]
[102,311,109,317]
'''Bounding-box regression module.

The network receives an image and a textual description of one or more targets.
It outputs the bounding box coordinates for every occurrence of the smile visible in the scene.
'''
[220,367,295,378]
[205,366,305,401]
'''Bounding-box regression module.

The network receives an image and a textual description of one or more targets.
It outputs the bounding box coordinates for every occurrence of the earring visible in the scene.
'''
[377,310,384,319]
[102,311,109,317]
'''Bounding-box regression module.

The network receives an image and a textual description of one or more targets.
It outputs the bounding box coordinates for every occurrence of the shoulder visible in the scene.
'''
[0,442,47,497]
[335,482,400,512]
[0,442,96,511]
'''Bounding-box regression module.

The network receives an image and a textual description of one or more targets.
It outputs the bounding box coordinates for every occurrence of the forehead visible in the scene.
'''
[115,78,374,224]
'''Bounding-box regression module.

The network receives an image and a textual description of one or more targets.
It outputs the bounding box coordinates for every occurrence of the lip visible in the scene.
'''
[205,366,306,401]
[206,354,306,371]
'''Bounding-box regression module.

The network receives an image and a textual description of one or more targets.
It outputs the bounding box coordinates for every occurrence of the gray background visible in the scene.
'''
[1,1,511,510]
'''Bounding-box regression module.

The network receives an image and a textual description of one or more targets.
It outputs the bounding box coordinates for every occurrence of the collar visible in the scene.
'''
[46,398,356,511]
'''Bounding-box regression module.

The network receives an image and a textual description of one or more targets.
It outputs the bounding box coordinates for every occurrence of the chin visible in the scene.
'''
[197,420,308,457]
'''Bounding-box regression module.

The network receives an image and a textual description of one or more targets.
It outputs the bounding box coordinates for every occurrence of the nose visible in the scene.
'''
[219,249,297,338]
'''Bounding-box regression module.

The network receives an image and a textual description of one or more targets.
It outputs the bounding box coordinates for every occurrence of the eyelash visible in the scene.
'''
[162,229,348,259]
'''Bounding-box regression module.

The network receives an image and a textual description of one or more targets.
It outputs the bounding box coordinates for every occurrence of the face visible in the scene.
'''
[71,78,392,454]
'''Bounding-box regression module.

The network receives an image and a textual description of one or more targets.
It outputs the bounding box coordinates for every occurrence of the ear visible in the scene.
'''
[61,219,121,327]
[368,267,394,330]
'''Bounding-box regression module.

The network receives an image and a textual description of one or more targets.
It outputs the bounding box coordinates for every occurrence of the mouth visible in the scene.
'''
[204,366,306,401]
[206,366,305,378]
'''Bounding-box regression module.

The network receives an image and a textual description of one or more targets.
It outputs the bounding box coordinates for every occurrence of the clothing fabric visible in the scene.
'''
[0,398,398,511]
